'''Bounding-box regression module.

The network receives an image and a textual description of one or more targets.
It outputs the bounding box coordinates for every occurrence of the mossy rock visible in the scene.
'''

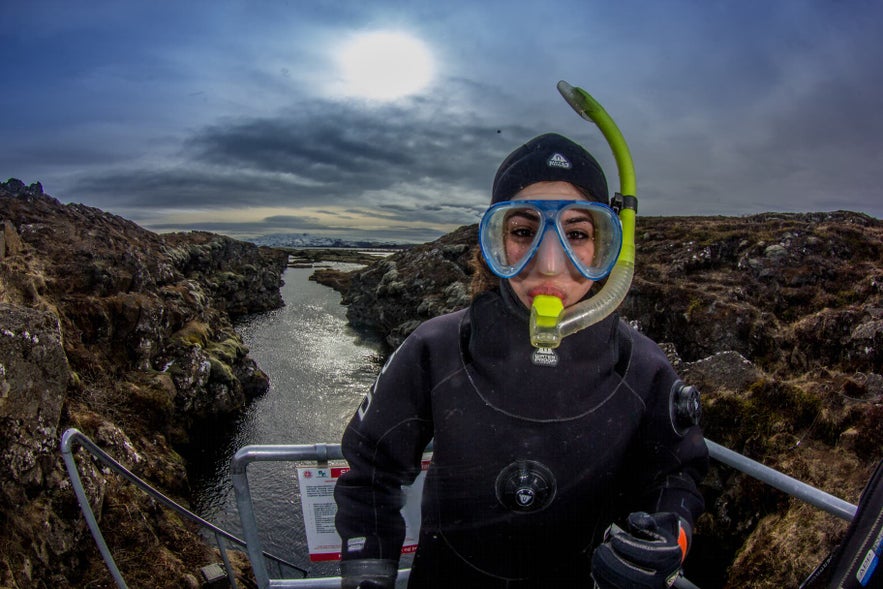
[171,320,210,348]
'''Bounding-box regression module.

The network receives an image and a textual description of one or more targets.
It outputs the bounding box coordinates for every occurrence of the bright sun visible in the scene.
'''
[335,31,435,101]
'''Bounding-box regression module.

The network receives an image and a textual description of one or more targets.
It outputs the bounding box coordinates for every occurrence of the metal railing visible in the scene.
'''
[231,443,412,588]
[705,440,857,521]
[229,440,858,589]
[60,428,308,589]
[63,428,858,589]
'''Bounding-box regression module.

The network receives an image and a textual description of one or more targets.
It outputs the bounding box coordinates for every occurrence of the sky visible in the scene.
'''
[2,1,882,243]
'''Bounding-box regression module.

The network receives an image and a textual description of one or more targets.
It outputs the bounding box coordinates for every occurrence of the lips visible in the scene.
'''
[528,285,566,301]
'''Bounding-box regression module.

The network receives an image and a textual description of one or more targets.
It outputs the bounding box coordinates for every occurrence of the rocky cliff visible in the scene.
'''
[316,210,882,588]
[0,179,287,588]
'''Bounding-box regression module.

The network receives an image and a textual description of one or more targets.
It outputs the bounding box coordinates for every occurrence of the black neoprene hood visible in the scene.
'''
[491,133,609,205]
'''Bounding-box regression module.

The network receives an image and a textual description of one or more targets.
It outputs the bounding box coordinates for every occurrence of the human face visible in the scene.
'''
[506,182,595,309]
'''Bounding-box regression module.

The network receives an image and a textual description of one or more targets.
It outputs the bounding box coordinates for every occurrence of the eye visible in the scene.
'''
[509,225,536,239]
[562,216,595,244]
[565,228,593,242]
[504,210,540,242]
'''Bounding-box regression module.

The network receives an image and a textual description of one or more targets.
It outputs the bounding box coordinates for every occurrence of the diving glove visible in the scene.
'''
[340,558,397,589]
[591,511,689,589]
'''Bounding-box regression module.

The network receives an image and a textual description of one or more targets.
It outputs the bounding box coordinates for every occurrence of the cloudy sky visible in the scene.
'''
[2,1,881,243]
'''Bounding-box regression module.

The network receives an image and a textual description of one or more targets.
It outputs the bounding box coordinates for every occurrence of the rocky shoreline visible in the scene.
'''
[1,175,880,587]
[287,247,395,268]
[1,179,287,587]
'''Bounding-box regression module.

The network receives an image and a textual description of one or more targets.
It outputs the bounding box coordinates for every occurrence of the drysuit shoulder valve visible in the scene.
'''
[670,380,702,436]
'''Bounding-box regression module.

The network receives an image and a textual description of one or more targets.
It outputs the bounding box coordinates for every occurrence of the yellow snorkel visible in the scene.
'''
[529,81,637,348]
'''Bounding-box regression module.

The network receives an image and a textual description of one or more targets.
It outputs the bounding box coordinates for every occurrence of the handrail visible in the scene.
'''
[63,427,858,589]
[232,444,341,588]
[231,444,413,588]
[60,428,307,589]
[230,439,858,589]
[706,440,857,521]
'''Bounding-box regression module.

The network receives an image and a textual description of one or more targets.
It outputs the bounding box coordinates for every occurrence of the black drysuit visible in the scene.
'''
[334,287,708,587]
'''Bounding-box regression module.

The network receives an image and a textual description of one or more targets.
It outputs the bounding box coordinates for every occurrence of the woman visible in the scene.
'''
[334,133,708,588]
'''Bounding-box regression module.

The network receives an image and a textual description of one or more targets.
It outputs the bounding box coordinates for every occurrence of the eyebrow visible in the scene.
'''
[505,210,540,222]
[561,213,593,225]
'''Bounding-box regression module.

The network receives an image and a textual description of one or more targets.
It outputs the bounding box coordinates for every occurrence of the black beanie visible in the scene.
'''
[491,133,608,205]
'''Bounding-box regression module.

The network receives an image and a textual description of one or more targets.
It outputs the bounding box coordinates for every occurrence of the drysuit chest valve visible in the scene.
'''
[495,460,558,513]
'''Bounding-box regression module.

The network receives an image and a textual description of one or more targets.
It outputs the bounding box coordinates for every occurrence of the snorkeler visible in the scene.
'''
[334,129,708,588]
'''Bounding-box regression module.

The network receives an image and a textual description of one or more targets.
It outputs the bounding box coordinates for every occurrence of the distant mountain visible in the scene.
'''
[249,232,413,249]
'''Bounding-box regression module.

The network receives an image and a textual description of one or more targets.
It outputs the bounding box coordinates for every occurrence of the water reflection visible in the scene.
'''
[187,265,383,573]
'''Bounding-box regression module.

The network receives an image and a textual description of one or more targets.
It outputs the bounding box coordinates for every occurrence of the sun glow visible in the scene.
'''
[334,31,435,101]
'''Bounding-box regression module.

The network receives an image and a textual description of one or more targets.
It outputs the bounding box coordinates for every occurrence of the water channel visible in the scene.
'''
[186,264,384,575]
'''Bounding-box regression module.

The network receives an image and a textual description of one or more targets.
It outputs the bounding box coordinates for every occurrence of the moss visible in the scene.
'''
[705,379,826,455]
[822,225,882,260]
[686,297,703,318]
[745,380,824,446]
[171,320,210,347]
[208,356,235,384]
[130,381,173,411]
[700,393,754,443]
[853,404,883,460]
[830,289,862,307]
[215,270,244,283]
[205,336,244,364]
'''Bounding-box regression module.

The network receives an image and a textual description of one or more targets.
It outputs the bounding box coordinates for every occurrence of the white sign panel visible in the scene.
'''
[297,457,430,562]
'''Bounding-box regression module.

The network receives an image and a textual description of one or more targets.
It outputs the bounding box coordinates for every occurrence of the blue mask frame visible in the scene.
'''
[479,199,623,280]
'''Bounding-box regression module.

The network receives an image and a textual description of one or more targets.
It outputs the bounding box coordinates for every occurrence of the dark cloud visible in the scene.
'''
[184,97,528,201]
[71,167,305,208]
[70,93,535,231]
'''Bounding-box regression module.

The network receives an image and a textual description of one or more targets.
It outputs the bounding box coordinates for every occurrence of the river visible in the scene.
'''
[186,264,384,575]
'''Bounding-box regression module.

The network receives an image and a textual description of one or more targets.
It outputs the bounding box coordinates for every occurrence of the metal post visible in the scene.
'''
[231,458,270,588]
[214,532,239,589]
[60,429,129,589]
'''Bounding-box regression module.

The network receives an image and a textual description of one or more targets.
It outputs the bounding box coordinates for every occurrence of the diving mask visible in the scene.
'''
[479,199,623,280]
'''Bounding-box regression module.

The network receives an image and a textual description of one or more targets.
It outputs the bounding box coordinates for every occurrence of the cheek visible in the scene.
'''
[505,240,530,264]
[568,240,596,267]
[507,276,532,306]
[571,280,594,302]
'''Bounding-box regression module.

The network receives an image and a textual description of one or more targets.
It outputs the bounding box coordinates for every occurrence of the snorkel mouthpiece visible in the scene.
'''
[530,294,564,348]
[527,81,638,349]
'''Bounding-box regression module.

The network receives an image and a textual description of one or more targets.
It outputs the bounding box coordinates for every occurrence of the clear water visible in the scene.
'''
[187,265,384,575]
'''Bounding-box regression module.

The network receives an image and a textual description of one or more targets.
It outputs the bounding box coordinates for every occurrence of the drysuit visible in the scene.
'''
[334,286,708,587]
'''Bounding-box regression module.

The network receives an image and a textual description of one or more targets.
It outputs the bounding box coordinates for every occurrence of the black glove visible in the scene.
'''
[591,511,689,589]
[340,558,397,589]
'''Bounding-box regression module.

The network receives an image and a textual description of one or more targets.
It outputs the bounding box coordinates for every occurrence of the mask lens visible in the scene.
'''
[556,203,622,278]
[479,200,622,279]
[480,203,545,278]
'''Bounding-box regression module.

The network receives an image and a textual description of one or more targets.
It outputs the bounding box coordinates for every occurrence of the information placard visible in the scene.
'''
[297,457,430,561]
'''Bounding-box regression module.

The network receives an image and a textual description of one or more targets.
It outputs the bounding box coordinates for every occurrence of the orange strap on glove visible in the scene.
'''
[591,511,690,589]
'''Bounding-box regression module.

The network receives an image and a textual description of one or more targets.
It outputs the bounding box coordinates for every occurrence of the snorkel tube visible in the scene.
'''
[529,81,637,348]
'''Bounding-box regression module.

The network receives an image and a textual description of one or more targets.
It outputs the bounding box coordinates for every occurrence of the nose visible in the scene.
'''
[534,229,567,275]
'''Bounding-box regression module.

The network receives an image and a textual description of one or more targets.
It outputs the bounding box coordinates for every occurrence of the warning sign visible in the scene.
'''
[297,457,430,562]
